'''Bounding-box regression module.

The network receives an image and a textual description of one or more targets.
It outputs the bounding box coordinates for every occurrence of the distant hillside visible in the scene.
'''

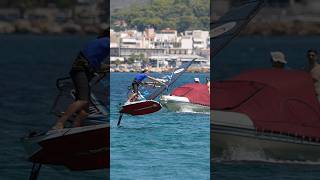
[111,0,209,32]
[111,0,152,11]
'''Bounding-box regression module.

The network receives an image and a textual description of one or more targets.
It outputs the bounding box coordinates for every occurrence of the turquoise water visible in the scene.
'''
[212,36,320,179]
[110,73,210,180]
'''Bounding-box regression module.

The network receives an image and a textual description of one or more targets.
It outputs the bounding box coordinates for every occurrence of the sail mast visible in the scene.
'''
[211,0,265,58]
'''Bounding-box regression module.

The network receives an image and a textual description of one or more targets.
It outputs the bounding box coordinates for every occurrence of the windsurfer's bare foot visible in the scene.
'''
[52,122,64,130]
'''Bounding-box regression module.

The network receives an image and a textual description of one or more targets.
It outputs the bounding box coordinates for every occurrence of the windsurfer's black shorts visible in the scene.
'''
[69,52,94,103]
[132,80,140,93]
[70,70,90,102]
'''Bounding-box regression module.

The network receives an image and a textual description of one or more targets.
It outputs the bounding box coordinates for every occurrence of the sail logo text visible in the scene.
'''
[211,22,237,38]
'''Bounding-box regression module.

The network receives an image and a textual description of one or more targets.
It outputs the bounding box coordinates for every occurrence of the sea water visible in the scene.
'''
[110,73,210,180]
[212,36,320,180]
[0,35,108,179]
[2,34,318,180]
[0,34,210,180]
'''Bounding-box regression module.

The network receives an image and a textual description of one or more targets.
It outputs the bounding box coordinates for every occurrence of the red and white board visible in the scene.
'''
[120,100,162,115]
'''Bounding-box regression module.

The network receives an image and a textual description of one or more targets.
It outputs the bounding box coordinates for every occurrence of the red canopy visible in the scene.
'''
[212,69,320,139]
[171,83,210,106]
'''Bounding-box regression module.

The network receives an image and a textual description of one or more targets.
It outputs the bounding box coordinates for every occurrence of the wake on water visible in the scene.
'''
[174,109,210,115]
[212,147,320,165]
[161,104,210,114]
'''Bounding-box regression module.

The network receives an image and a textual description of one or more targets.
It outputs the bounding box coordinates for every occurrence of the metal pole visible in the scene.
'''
[29,163,42,180]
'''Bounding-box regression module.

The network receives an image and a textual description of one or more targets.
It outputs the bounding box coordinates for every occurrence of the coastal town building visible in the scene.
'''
[110,47,165,58]
[111,28,210,50]
[110,27,210,72]
[154,28,178,48]
[0,8,20,21]
[180,36,193,49]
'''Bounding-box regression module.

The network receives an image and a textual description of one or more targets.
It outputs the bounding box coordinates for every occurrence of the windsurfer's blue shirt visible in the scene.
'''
[81,37,109,70]
[134,73,147,82]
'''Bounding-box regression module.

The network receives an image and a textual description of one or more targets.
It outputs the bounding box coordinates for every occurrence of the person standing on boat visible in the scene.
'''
[306,49,319,72]
[206,77,210,94]
[306,49,320,98]
[270,51,288,69]
[52,30,109,130]
[126,69,165,103]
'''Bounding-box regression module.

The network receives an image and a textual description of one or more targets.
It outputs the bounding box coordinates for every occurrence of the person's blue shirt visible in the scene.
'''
[82,37,109,71]
[134,73,147,82]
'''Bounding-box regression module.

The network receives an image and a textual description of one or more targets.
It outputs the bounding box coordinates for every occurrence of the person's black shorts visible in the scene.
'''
[69,52,93,101]
[70,70,90,101]
[132,80,140,93]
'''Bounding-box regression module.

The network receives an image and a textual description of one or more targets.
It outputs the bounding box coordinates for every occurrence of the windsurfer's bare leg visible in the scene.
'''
[127,93,137,103]
[53,100,88,129]
[127,82,139,103]
[73,110,88,127]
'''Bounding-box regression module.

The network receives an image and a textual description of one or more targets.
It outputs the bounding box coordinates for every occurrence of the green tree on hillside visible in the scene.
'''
[111,0,209,32]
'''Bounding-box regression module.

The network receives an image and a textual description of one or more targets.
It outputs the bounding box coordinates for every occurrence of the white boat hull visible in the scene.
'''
[160,95,209,113]
[212,110,320,162]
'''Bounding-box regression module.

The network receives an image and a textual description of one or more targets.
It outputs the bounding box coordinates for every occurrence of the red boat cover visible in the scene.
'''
[212,69,320,138]
[171,83,210,106]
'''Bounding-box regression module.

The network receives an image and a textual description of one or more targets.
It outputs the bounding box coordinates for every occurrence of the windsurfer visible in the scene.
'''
[126,69,165,103]
[52,29,109,130]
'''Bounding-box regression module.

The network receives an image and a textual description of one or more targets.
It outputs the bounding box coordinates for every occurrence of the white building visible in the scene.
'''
[154,28,178,48]
[112,30,145,48]
[110,56,125,63]
[121,38,139,48]
[182,30,209,49]
[110,28,210,65]
[180,36,193,49]
[143,27,156,48]
[191,30,209,49]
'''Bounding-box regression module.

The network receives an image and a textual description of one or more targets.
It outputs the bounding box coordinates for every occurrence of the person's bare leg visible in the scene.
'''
[53,100,88,129]
[127,93,137,103]
[73,110,89,127]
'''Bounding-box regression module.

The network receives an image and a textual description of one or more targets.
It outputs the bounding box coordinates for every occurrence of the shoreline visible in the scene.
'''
[0,21,320,36]
[0,20,107,35]
[110,67,210,73]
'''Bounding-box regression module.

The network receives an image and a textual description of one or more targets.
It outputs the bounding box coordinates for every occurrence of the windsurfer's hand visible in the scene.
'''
[157,78,167,84]
[158,81,166,85]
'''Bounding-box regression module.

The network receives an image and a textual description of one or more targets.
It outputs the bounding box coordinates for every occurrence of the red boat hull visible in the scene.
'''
[120,100,162,115]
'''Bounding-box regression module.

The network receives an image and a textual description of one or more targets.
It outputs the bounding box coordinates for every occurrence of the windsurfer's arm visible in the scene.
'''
[146,75,166,85]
